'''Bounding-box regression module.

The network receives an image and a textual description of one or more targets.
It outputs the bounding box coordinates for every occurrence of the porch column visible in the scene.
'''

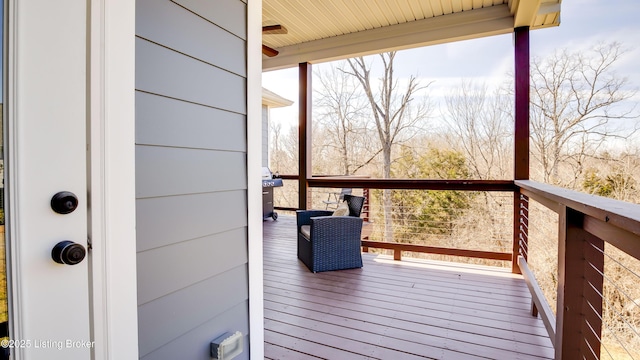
[514,26,530,180]
[299,62,312,209]
[513,26,530,274]
[555,207,604,359]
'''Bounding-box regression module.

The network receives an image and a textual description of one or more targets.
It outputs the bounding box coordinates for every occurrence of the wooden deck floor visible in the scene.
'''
[263,216,554,360]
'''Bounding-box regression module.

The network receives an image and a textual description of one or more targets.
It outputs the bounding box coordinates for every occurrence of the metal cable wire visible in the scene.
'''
[583,315,616,360]
[585,285,639,360]
[589,241,640,284]
[588,260,640,320]
[587,279,640,341]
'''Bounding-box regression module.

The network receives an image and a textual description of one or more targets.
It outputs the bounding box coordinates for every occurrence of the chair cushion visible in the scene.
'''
[332,201,349,216]
[300,225,311,238]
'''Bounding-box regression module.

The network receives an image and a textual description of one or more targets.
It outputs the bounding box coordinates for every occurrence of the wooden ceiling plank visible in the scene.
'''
[461,0,475,11]
[341,0,380,29]
[395,0,419,22]
[410,0,434,19]
[323,1,362,34]
[264,0,315,47]
[513,0,541,27]
[430,0,444,16]
[304,1,347,39]
[365,0,388,28]
[452,0,465,13]
[368,0,392,27]
[376,0,403,26]
[441,0,454,15]
[385,0,411,25]
[334,0,371,33]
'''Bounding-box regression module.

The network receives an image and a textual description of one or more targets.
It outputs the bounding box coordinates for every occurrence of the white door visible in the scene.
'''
[4,1,92,358]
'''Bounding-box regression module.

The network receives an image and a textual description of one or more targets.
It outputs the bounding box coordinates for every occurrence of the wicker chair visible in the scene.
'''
[296,194,365,272]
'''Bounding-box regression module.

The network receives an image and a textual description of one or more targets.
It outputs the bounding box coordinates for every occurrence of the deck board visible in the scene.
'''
[263,216,554,359]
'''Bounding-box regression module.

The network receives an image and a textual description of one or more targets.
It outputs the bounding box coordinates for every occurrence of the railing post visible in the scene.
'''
[513,191,528,274]
[298,62,312,209]
[555,206,604,360]
[362,187,370,252]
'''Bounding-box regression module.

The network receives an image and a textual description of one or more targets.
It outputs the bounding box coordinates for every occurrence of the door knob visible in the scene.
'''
[51,191,79,214]
[51,241,86,265]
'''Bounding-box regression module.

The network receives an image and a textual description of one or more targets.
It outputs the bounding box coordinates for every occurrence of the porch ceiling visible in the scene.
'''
[262,0,562,71]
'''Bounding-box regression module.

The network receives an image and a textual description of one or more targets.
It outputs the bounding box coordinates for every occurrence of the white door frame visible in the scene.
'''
[5,0,138,359]
[85,1,138,359]
[7,0,264,358]
[247,0,265,359]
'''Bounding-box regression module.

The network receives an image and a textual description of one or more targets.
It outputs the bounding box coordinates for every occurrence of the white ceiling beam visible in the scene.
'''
[539,2,561,15]
[263,5,514,71]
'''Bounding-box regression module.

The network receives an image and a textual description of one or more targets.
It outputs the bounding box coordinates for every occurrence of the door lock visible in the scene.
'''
[51,191,79,214]
[51,241,86,265]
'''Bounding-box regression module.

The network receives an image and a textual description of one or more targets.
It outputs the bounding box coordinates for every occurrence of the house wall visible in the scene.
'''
[135,0,250,359]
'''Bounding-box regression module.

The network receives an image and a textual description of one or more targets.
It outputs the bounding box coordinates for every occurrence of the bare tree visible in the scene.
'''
[443,80,513,180]
[269,121,300,178]
[530,42,638,186]
[314,63,379,175]
[344,52,432,241]
[269,122,301,209]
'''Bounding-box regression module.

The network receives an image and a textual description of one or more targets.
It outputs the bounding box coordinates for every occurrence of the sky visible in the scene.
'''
[262,0,640,132]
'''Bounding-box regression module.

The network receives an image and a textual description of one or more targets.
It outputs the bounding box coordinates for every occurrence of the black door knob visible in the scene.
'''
[52,241,86,265]
[51,191,79,214]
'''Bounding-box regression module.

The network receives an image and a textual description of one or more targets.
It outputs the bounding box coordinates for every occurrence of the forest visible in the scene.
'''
[268,42,640,358]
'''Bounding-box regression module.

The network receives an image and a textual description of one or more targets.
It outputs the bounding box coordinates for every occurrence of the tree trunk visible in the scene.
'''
[382,144,393,242]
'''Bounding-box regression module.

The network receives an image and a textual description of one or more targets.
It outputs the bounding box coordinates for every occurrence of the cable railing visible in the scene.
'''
[274,175,517,264]
[359,190,513,265]
[516,180,640,360]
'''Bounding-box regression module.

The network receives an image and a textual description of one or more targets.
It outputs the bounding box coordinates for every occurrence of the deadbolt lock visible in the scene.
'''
[51,191,79,214]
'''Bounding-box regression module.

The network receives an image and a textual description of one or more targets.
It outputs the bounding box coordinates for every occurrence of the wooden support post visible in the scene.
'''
[514,26,530,180]
[513,26,530,274]
[298,62,312,209]
[555,207,604,360]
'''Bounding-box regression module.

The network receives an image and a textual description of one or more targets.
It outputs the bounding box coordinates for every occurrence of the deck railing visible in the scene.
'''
[516,180,640,360]
[274,176,518,263]
[272,175,640,359]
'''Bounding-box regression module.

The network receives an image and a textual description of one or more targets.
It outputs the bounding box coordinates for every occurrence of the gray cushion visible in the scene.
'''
[300,225,311,239]
[332,201,349,216]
